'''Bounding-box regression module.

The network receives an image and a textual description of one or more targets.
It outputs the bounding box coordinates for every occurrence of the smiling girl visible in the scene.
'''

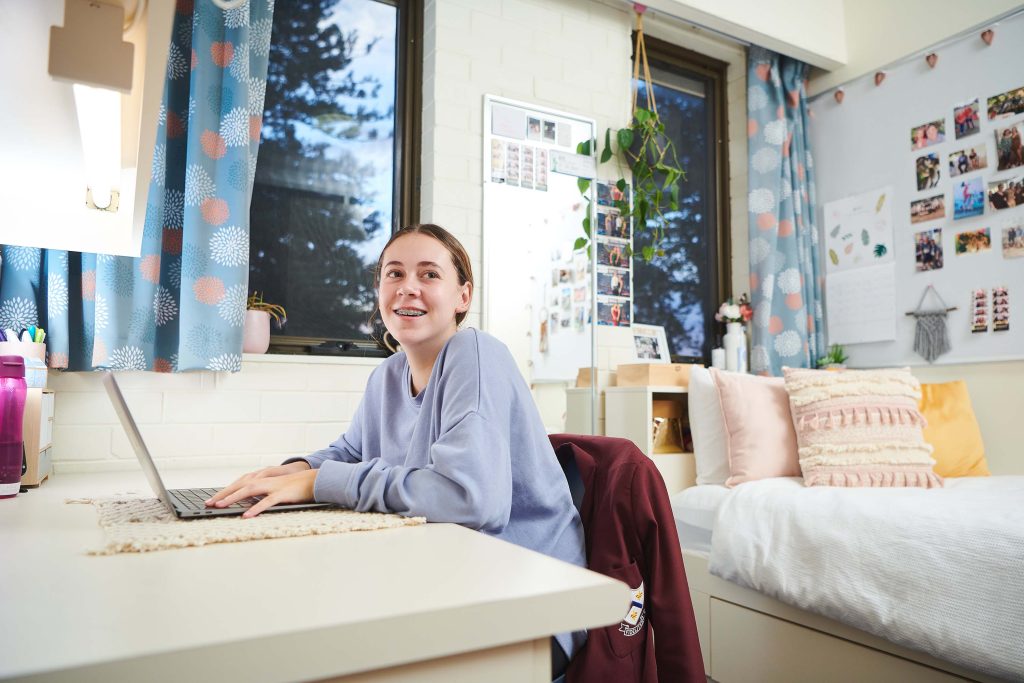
[207,224,586,674]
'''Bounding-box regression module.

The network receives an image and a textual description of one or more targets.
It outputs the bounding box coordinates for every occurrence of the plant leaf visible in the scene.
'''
[577,178,591,194]
[634,108,652,126]
[600,129,613,163]
[616,178,627,193]
[617,127,634,151]
[642,245,655,261]
[582,215,591,237]
[574,237,587,251]
[577,139,591,156]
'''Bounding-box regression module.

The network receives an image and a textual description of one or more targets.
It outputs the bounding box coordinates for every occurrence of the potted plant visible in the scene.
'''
[575,8,686,262]
[817,344,849,370]
[243,292,287,354]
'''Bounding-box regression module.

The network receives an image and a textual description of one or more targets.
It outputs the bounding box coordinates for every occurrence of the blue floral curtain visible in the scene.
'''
[746,46,824,376]
[0,0,274,372]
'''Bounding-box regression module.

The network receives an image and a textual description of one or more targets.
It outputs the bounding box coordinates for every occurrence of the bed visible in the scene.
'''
[672,476,1024,683]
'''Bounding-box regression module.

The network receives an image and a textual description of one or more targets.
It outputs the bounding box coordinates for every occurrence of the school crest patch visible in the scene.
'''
[619,581,645,637]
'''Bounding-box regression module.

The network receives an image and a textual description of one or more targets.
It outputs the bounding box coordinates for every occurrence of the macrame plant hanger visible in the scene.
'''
[631,5,657,121]
[905,285,957,363]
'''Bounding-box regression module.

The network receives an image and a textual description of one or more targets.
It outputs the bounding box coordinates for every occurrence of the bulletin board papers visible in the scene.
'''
[550,150,596,179]
[823,186,895,273]
[825,263,897,344]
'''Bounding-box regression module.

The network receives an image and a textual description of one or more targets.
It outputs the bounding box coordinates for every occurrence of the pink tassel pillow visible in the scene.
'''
[782,367,943,488]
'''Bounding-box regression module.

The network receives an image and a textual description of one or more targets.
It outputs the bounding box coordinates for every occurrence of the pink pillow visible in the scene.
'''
[783,367,942,488]
[710,369,800,487]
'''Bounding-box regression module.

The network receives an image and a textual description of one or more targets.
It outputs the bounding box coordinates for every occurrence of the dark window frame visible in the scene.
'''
[262,0,423,355]
[633,34,731,362]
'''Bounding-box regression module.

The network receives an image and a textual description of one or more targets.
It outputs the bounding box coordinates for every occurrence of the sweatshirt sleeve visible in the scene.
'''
[282,397,365,469]
[312,410,513,532]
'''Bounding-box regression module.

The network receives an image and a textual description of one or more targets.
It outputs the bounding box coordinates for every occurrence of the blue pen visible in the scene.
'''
[0,329,6,342]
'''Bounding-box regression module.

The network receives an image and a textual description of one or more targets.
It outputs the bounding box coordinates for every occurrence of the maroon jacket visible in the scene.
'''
[549,434,704,683]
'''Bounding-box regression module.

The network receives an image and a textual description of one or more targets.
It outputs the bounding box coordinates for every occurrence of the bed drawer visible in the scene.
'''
[709,598,964,683]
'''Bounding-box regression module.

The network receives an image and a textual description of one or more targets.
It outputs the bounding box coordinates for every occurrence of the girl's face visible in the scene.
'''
[378,233,471,356]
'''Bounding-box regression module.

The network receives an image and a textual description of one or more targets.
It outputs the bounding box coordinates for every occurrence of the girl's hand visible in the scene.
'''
[205,461,314,517]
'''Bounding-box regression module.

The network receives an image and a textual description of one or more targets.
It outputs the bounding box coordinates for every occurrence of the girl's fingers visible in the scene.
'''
[242,494,277,518]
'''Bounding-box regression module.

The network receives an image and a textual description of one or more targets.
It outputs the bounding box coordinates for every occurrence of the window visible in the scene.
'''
[631,38,729,363]
[248,0,421,351]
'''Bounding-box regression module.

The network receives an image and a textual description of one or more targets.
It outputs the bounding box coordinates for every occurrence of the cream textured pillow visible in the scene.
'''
[710,369,800,487]
[783,367,943,488]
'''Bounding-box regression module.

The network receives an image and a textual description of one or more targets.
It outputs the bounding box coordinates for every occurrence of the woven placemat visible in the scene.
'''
[69,497,425,555]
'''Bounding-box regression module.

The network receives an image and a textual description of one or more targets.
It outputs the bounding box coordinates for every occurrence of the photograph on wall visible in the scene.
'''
[987,85,1024,120]
[911,119,946,150]
[987,176,1024,210]
[823,187,895,271]
[1003,224,1024,258]
[596,181,626,208]
[910,194,945,224]
[490,139,506,183]
[596,209,629,239]
[535,149,549,191]
[597,299,631,327]
[972,288,988,333]
[597,239,628,268]
[953,177,985,219]
[505,142,521,187]
[948,145,987,177]
[953,99,981,139]
[994,122,1024,171]
[915,153,941,190]
[597,266,630,297]
[630,324,670,363]
[914,228,943,272]
[556,122,571,147]
[993,286,1009,332]
[521,145,535,190]
[527,116,542,141]
[543,120,557,143]
[955,227,992,254]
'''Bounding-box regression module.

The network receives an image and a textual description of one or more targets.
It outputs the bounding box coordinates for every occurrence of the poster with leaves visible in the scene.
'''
[823,186,895,273]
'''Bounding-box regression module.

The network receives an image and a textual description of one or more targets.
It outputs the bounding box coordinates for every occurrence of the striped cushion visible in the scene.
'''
[783,367,943,488]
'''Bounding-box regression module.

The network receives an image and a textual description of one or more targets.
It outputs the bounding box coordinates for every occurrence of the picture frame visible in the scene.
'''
[631,323,670,363]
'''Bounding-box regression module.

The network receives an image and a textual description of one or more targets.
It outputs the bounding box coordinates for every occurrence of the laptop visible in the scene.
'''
[102,372,331,518]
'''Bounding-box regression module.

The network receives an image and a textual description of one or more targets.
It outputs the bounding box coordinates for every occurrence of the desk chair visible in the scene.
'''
[550,434,705,683]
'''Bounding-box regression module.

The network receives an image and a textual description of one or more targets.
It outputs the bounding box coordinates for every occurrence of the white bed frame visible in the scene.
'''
[683,550,1001,682]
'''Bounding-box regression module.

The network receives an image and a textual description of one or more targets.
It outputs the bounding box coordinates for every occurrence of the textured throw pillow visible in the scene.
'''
[919,381,990,477]
[687,366,730,485]
[783,367,943,488]
[710,369,800,487]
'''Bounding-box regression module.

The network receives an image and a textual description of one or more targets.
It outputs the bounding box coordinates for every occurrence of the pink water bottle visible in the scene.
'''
[0,355,27,499]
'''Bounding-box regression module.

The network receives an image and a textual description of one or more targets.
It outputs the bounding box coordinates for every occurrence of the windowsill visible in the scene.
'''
[242,353,385,367]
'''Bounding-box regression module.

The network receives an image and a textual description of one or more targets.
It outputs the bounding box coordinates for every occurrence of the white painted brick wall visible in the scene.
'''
[49,355,381,472]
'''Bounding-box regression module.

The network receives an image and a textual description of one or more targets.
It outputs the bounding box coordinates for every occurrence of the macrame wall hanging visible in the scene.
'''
[905,285,957,363]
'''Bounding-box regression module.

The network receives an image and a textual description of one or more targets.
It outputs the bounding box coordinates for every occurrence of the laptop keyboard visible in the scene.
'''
[169,487,260,512]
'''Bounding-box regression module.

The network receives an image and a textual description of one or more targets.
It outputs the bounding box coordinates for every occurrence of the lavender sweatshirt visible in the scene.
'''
[287,328,586,657]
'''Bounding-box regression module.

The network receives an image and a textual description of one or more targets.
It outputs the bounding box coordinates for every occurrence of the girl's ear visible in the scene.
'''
[456,281,473,313]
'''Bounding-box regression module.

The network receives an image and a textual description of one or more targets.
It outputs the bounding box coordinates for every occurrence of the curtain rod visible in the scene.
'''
[807,5,1024,102]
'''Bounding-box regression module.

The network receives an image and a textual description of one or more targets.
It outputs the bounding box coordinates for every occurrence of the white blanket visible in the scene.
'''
[708,476,1024,681]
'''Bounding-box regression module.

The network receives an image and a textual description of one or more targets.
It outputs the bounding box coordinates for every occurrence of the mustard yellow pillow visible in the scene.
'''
[918,381,990,477]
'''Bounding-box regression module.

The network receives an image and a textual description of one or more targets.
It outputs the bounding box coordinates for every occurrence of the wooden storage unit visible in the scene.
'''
[604,385,695,493]
[21,388,54,487]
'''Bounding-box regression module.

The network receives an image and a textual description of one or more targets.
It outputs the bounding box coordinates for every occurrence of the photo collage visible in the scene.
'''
[489,112,574,191]
[907,86,1023,333]
[538,249,590,353]
[595,181,632,327]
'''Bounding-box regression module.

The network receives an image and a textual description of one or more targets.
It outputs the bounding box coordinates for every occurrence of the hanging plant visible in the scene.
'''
[575,8,686,262]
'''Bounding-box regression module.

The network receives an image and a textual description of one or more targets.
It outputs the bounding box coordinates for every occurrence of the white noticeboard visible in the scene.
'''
[482,96,596,383]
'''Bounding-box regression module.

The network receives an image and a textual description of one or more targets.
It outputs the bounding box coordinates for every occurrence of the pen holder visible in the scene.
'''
[0,342,47,388]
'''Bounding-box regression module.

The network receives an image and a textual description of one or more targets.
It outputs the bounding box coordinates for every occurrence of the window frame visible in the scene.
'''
[633,35,731,363]
[261,0,423,355]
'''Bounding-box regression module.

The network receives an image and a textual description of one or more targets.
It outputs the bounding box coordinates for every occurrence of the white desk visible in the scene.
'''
[0,470,628,682]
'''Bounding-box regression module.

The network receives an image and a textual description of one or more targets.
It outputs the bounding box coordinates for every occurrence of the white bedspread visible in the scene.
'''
[708,476,1024,681]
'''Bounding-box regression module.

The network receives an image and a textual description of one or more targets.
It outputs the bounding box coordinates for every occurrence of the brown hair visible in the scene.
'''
[371,224,474,350]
